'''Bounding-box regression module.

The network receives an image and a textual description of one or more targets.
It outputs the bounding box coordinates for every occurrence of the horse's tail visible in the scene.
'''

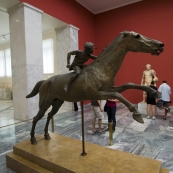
[26,80,45,98]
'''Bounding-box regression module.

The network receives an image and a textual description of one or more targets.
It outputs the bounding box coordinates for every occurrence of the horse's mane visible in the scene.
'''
[96,32,122,61]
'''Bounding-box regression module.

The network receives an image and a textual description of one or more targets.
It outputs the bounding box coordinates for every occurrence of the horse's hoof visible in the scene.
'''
[132,113,144,124]
[30,137,37,145]
[44,133,51,140]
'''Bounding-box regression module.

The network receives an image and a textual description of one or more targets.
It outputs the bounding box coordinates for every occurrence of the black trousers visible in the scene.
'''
[74,102,78,111]
[106,106,116,124]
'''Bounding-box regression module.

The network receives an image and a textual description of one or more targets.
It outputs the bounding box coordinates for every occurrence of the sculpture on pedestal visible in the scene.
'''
[141,64,158,102]
[26,31,164,144]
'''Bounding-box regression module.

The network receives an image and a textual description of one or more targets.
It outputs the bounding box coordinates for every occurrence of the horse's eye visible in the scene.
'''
[135,34,140,39]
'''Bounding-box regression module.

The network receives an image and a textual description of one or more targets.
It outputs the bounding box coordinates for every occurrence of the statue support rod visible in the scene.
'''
[81,101,87,156]
[51,117,54,132]
[109,122,113,146]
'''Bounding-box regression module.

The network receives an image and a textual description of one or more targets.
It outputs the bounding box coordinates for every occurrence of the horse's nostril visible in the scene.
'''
[160,43,164,47]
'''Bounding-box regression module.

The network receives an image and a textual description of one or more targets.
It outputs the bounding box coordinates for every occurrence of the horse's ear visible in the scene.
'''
[122,31,128,37]
[135,34,140,39]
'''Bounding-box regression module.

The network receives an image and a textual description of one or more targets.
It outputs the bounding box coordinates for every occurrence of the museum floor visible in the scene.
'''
[0,100,173,173]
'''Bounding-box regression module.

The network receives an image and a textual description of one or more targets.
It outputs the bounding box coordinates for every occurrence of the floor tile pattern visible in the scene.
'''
[0,100,173,173]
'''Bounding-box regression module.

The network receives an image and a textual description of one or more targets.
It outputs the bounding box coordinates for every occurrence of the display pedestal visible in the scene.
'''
[138,102,158,116]
[138,102,147,115]
[6,133,169,173]
[167,106,173,131]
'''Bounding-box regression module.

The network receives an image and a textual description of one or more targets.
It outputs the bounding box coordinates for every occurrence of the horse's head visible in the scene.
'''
[121,31,164,55]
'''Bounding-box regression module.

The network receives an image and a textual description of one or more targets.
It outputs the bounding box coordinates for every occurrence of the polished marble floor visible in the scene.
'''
[0,100,173,173]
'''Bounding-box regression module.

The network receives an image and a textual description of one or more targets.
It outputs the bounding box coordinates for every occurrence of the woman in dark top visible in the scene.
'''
[146,81,157,120]
[106,99,117,132]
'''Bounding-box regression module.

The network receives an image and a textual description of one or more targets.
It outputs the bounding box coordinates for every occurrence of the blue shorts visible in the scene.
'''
[156,99,169,108]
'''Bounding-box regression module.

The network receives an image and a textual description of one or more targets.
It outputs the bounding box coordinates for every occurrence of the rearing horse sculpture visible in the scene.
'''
[26,31,164,144]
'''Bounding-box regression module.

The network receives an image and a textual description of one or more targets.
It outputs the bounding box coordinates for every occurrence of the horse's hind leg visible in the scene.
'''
[44,99,64,140]
[30,108,48,145]
[30,98,51,144]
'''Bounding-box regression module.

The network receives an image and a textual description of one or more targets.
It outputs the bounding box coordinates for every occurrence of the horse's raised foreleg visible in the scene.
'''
[44,99,64,140]
[110,83,160,98]
[96,91,144,124]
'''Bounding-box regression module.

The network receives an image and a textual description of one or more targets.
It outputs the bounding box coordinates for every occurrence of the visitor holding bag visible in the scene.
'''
[105,99,117,132]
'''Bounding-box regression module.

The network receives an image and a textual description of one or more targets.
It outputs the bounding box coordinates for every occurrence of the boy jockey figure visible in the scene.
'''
[64,42,97,92]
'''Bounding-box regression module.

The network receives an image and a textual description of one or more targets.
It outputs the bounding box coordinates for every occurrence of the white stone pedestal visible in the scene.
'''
[138,102,158,116]
[138,102,147,115]
[168,107,173,130]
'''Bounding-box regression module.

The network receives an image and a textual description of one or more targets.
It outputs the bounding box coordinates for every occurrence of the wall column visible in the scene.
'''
[55,25,79,110]
[8,3,44,120]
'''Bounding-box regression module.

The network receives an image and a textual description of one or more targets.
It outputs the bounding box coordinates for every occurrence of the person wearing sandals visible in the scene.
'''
[157,81,171,120]
[91,100,104,135]
[106,99,117,132]
[146,81,157,120]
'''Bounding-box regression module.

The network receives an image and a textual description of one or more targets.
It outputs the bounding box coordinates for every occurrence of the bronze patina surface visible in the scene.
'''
[26,31,164,144]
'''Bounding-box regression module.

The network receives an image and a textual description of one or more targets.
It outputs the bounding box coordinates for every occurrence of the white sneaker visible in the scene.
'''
[147,116,150,119]
[152,116,156,120]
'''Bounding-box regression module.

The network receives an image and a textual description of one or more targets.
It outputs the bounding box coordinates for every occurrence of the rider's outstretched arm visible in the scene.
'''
[90,55,97,59]
[91,47,106,59]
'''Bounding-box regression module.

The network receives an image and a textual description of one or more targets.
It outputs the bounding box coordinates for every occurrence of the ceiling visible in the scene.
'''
[75,0,142,14]
[0,0,142,44]
[0,0,19,11]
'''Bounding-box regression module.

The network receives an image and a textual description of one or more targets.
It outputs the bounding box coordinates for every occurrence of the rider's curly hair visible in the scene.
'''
[84,42,94,50]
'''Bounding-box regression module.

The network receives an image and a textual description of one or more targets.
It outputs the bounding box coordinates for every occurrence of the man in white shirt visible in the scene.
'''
[157,81,171,120]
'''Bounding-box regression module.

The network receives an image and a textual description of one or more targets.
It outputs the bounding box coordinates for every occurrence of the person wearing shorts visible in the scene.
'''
[146,81,157,120]
[157,81,171,120]
[91,100,103,135]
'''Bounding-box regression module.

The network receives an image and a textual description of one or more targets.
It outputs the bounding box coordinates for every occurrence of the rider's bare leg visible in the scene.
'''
[64,66,81,92]
[64,73,79,92]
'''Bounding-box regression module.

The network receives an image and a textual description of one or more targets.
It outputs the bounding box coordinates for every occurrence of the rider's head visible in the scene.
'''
[84,42,94,54]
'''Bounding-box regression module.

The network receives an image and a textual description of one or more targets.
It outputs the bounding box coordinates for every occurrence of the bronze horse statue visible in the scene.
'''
[26,31,164,144]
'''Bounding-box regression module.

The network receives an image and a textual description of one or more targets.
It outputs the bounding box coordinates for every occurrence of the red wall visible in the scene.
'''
[95,0,173,103]
[20,0,95,50]
[20,0,173,104]
[20,0,95,104]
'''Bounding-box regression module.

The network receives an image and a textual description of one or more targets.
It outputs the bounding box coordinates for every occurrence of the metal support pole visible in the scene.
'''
[109,122,113,146]
[51,117,54,132]
[81,101,87,156]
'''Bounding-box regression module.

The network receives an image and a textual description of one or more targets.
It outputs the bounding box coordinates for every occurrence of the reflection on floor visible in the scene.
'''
[0,100,173,173]
[0,100,19,128]
[0,100,68,128]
